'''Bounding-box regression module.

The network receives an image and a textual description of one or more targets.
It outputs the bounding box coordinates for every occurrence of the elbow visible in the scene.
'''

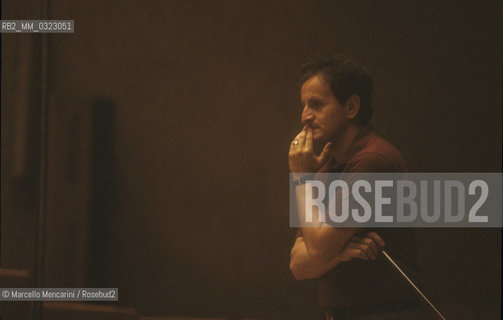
[289,249,309,281]
[289,260,308,281]
[289,250,329,281]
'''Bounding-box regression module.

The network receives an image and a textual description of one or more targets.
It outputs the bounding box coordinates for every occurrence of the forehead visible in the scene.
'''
[301,75,333,100]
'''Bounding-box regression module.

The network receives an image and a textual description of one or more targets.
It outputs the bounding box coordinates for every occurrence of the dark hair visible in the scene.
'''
[300,54,373,126]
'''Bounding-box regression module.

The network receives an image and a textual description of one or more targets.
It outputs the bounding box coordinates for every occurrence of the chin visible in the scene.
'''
[313,136,328,153]
[314,133,328,145]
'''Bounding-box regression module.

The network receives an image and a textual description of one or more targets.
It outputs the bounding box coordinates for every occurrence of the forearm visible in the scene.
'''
[290,236,341,280]
[295,183,356,262]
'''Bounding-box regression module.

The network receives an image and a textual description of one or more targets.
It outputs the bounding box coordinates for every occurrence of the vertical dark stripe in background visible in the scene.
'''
[33,0,51,318]
[87,98,115,288]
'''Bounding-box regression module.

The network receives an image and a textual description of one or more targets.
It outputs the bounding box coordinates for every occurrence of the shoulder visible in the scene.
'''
[345,134,406,173]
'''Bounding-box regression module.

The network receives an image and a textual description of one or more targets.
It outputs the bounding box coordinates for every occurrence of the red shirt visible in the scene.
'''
[315,127,419,308]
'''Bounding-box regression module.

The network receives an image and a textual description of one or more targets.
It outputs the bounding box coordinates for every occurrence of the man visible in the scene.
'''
[289,55,424,319]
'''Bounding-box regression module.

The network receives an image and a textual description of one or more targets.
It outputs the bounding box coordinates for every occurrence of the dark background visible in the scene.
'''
[1,0,501,319]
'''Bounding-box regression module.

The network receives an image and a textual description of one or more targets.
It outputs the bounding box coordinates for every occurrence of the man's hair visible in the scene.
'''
[300,54,373,126]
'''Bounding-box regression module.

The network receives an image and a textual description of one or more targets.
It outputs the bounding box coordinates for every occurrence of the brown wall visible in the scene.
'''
[1,0,501,319]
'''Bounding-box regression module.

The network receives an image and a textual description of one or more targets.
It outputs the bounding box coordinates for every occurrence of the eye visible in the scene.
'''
[310,100,323,109]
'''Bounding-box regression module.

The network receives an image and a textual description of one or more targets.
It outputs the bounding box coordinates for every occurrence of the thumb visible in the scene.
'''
[318,142,332,164]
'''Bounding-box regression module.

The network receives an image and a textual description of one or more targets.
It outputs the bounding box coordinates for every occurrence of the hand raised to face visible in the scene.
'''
[289,126,332,173]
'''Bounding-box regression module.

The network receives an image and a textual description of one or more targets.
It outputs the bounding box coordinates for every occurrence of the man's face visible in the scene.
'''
[300,74,348,148]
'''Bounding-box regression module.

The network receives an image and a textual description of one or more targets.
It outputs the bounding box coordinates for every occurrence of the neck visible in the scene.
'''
[329,124,367,163]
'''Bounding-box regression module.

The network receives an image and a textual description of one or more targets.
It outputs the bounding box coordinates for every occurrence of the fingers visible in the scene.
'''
[317,142,332,164]
[350,240,376,260]
[367,232,386,248]
[298,127,306,147]
[348,232,386,261]
[352,236,379,260]
[304,127,313,151]
[345,243,372,261]
[289,126,332,172]
[347,248,370,261]
[291,128,307,149]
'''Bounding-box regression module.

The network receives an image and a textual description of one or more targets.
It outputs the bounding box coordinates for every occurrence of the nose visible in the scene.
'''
[301,107,314,125]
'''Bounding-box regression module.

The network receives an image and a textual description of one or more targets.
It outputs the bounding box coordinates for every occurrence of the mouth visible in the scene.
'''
[311,128,322,140]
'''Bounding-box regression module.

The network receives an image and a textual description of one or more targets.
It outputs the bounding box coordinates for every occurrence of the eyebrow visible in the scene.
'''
[301,96,323,104]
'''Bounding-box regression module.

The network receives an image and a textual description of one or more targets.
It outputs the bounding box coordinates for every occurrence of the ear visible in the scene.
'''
[345,95,360,120]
